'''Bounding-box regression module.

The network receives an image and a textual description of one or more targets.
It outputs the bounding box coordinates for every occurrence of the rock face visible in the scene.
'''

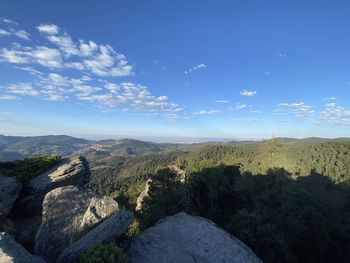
[0,232,46,263]
[57,211,134,263]
[19,156,90,215]
[35,186,118,263]
[127,212,262,263]
[0,174,21,223]
[135,178,152,211]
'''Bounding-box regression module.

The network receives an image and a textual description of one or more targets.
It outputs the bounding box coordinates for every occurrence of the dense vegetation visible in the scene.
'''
[3,137,350,262]
[75,243,128,263]
[87,139,350,263]
[137,166,350,263]
[88,151,186,207]
[0,155,61,182]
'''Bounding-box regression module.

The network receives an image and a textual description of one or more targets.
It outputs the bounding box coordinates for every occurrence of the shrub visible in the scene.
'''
[75,243,128,263]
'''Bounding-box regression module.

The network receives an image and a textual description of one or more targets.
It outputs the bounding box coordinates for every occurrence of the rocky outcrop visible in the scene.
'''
[34,186,118,263]
[0,174,21,223]
[19,156,90,215]
[0,232,46,263]
[127,212,262,263]
[135,178,152,211]
[57,211,134,263]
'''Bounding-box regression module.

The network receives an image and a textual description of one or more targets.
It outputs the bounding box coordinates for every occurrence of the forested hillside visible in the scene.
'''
[86,138,350,263]
[1,137,350,262]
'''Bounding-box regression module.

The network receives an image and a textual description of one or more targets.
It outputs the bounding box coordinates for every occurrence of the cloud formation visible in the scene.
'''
[276,102,314,117]
[320,103,350,125]
[184,63,206,74]
[0,23,133,76]
[240,90,257,97]
[193,109,219,115]
[0,19,186,118]
[230,103,247,111]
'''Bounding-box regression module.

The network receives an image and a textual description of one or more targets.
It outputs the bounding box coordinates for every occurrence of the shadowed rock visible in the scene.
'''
[18,156,90,216]
[34,186,118,263]
[127,212,262,263]
[57,211,134,263]
[0,174,21,223]
[0,232,46,263]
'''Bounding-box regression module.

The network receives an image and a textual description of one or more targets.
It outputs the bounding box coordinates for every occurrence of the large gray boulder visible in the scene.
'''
[57,211,134,263]
[0,174,21,223]
[127,212,262,263]
[0,232,46,263]
[19,156,90,215]
[35,186,118,263]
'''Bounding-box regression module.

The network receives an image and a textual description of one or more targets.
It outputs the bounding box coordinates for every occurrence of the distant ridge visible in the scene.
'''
[0,134,349,161]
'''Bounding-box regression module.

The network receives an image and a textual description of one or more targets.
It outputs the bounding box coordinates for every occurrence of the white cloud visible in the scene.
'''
[6,83,39,96]
[231,118,259,123]
[79,40,98,57]
[46,33,78,56]
[323,97,336,100]
[1,18,18,25]
[0,27,30,40]
[37,24,59,34]
[251,110,262,113]
[0,46,63,67]
[320,103,350,125]
[30,46,63,68]
[83,45,132,76]
[215,99,229,103]
[240,90,257,97]
[277,102,314,117]
[230,103,247,110]
[0,20,182,117]
[0,48,30,63]
[13,29,30,40]
[1,23,134,77]
[0,28,11,36]
[193,109,219,115]
[0,94,18,100]
[184,63,206,74]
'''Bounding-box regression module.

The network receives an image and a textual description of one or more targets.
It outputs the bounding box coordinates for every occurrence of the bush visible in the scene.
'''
[75,243,128,263]
[0,155,61,182]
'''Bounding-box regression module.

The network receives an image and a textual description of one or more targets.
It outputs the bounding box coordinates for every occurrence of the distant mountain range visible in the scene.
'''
[0,134,349,161]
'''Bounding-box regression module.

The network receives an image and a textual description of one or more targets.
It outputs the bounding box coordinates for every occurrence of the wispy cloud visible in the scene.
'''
[5,83,39,96]
[231,118,259,123]
[215,99,229,103]
[320,103,350,125]
[322,97,336,100]
[230,103,247,111]
[193,109,219,115]
[0,29,11,36]
[0,94,18,100]
[184,63,206,74]
[1,18,18,25]
[276,102,314,117]
[0,23,133,76]
[240,90,257,97]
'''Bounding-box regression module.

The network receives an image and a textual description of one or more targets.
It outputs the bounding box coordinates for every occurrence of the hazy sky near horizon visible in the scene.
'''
[0,0,350,140]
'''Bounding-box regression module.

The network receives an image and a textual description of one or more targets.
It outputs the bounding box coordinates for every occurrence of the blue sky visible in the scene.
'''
[0,0,350,141]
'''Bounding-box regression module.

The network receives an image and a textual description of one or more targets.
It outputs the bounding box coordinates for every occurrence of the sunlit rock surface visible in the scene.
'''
[57,211,134,263]
[127,212,262,263]
[0,232,46,263]
[19,156,90,215]
[34,185,118,263]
